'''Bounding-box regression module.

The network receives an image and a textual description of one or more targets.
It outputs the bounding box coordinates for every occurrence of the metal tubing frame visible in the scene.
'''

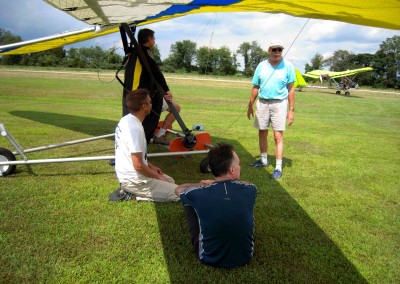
[1,122,210,167]
[0,150,209,166]
[12,133,114,155]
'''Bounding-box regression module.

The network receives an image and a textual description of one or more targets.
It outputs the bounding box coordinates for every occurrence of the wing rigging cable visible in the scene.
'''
[204,13,218,75]
[73,46,125,84]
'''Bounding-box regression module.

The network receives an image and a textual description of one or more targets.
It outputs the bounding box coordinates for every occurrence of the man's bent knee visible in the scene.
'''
[273,131,283,143]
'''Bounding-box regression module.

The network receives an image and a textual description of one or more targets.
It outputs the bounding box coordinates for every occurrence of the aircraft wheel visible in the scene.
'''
[0,148,17,177]
[199,157,211,173]
[336,91,341,95]
[345,91,350,96]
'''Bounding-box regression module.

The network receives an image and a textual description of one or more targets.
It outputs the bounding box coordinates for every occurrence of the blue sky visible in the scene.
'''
[1,0,399,72]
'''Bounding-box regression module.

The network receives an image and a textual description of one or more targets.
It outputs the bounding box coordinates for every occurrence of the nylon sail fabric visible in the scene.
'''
[1,0,399,55]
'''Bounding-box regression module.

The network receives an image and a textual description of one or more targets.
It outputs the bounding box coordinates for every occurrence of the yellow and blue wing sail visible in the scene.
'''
[1,0,399,55]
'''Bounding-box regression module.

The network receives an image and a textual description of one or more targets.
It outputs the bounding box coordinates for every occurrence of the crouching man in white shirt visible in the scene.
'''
[110,88,179,202]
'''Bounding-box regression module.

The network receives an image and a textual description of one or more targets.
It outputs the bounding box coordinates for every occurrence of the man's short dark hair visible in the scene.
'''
[208,143,234,177]
[138,28,154,45]
[126,89,149,112]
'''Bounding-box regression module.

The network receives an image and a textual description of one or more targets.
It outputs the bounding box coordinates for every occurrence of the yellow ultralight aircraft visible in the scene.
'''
[303,67,373,96]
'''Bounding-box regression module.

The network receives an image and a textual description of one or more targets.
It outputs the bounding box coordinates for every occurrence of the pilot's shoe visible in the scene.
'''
[153,135,170,145]
[271,169,283,179]
[248,159,269,167]
[109,188,137,202]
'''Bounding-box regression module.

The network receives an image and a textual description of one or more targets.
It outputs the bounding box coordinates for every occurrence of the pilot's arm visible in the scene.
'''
[247,85,259,119]
[131,153,169,182]
[287,82,295,126]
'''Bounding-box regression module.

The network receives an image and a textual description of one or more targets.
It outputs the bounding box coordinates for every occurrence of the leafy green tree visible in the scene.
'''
[373,36,400,88]
[237,42,251,73]
[238,41,267,77]
[62,46,121,69]
[63,48,84,68]
[310,53,324,70]
[249,41,266,70]
[0,28,23,65]
[0,28,21,44]
[304,63,312,73]
[104,48,124,69]
[18,47,65,67]
[196,46,211,74]
[165,40,197,72]
[196,46,237,75]
[151,45,162,65]
[215,46,238,75]
[348,53,375,86]
[323,50,353,71]
[196,46,219,74]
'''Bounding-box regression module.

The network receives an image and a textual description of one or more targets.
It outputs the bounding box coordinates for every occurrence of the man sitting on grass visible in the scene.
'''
[175,143,257,268]
[110,89,179,202]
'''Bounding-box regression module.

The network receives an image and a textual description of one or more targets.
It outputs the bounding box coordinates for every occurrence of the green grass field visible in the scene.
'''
[0,68,399,283]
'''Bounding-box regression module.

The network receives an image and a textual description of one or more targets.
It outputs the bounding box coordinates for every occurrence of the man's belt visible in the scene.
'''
[258,98,283,102]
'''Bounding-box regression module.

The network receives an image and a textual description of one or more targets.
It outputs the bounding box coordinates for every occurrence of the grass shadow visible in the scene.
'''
[10,111,117,137]
[154,137,367,283]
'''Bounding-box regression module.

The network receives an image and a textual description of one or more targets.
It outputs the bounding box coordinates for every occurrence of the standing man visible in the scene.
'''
[110,89,179,202]
[137,28,181,145]
[175,143,257,268]
[247,40,295,180]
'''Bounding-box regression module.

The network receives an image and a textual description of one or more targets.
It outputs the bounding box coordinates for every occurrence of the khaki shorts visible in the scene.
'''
[121,174,179,202]
[254,98,288,131]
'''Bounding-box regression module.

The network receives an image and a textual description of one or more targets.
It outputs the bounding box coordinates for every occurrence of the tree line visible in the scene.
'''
[1,28,399,88]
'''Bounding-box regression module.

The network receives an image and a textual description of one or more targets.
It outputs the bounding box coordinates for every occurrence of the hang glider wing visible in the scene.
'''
[1,0,399,55]
[43,0,400,29]
[303,67,373,79]
[0,26,119,55]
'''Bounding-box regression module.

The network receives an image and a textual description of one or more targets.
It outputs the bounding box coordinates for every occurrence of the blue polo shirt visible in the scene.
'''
[252,59,295,100]
[179,180,257,268]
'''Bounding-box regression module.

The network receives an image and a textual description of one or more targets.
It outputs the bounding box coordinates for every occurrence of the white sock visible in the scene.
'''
[261,153,268,164]
[156,128,167,137]
[275,160,282,171]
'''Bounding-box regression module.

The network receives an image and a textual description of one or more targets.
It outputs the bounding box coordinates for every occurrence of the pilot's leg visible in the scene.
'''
[142,91,163,143]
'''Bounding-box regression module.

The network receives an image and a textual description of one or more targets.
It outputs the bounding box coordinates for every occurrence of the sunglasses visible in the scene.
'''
[271,48,283,52]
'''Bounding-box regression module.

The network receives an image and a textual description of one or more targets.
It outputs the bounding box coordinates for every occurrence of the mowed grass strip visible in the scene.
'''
[0,68,399,283]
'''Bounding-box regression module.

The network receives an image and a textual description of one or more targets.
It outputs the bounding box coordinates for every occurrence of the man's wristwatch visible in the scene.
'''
[289,107,294,111]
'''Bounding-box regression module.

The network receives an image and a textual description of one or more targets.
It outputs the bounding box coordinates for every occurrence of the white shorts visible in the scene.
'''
[121,174,179,202]
[254,98,288,131]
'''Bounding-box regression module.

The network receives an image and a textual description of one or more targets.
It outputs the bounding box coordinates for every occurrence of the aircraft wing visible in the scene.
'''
[328,67,373,78]
[1,0,399,55]
[303,67,373,79]
[303,70,331,79]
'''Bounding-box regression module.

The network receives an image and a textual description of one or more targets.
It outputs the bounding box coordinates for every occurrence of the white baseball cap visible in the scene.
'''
[268,40,284,49]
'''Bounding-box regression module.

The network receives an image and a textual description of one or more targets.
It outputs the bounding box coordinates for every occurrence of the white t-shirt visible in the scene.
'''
[114,114,150,183]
